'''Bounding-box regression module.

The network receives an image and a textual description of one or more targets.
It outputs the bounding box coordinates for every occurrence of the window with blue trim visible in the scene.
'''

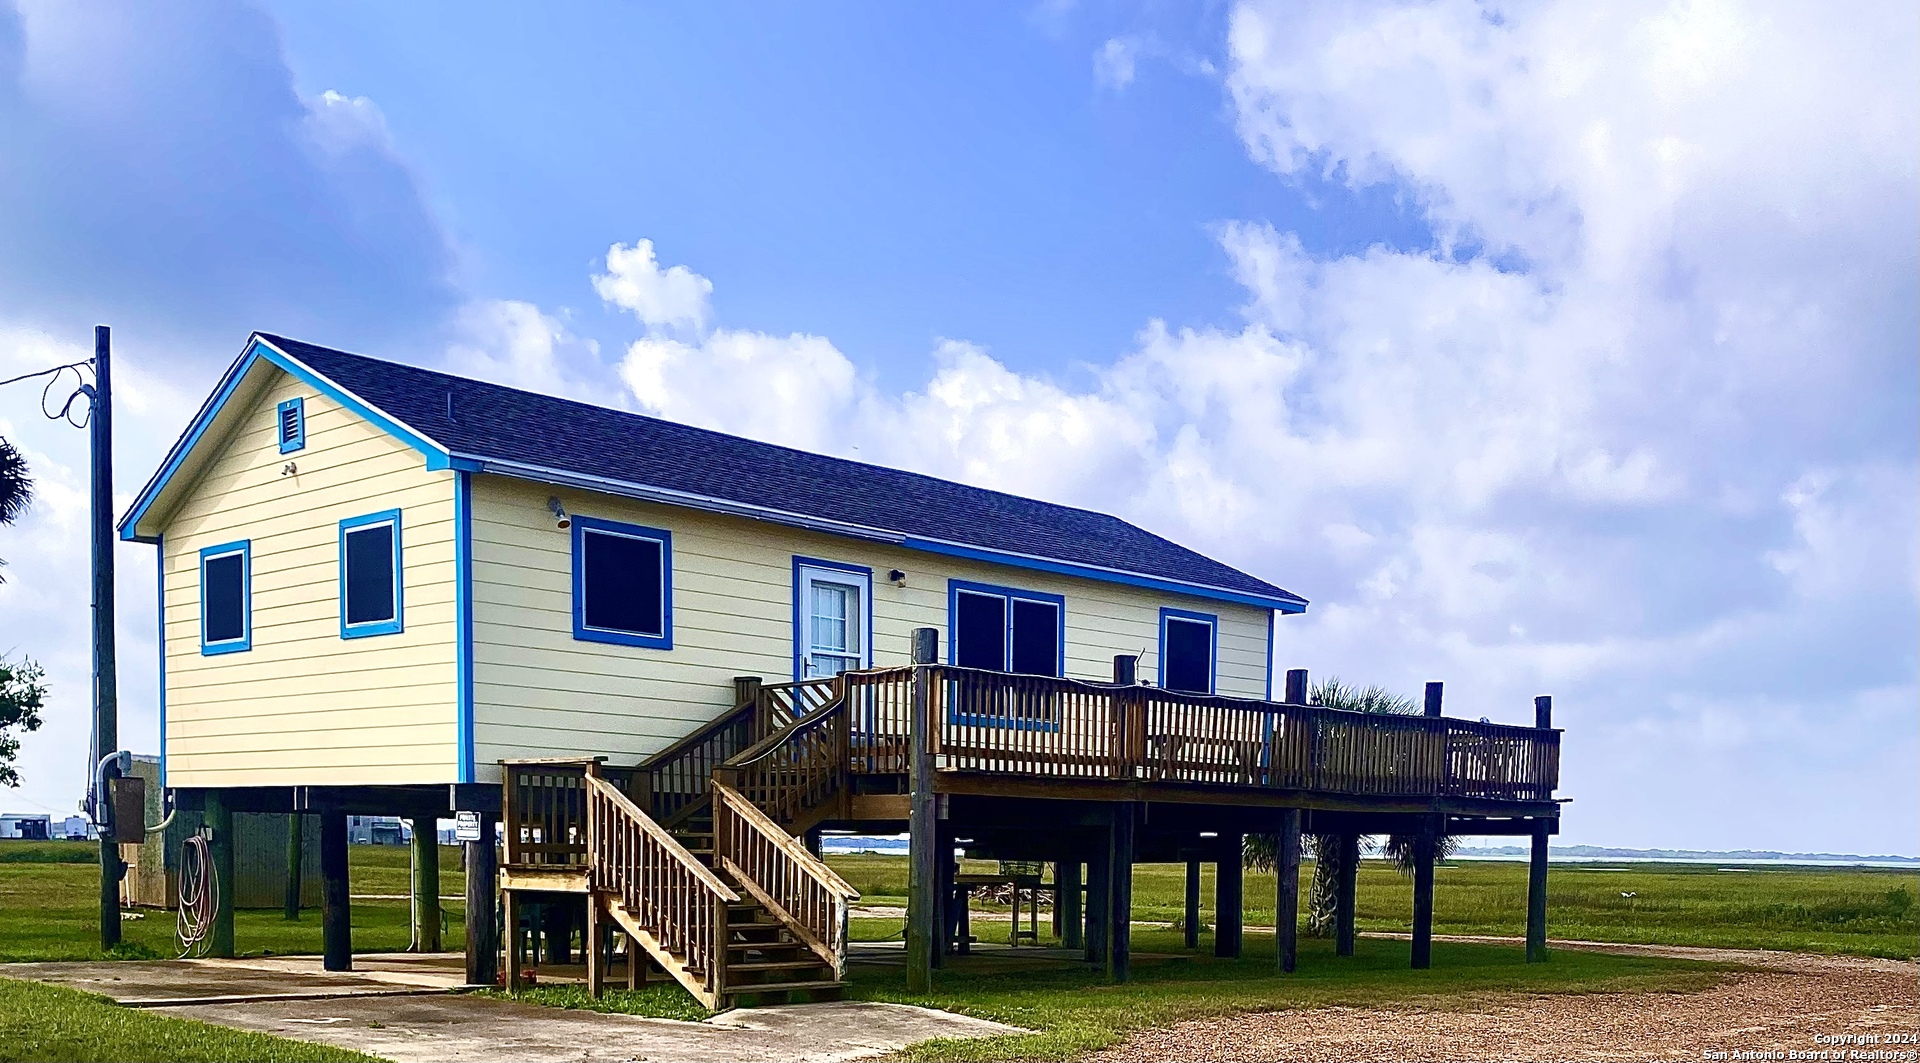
[572,516,673,649]
[200,540,251,655]
[1159,608,1217,695]
[948,580,1064,728]
[276,397,305,454]
[340,510,403,638]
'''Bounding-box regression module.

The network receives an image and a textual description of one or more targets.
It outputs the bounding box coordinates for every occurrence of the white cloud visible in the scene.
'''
[593,240,715,333]
[445,299,612,404]
[1094,37,1141,89]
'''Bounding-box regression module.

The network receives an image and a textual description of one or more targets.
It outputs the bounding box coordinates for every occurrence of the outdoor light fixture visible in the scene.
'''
[1199,831,1219,838]
[888,569,907,586]
[548,496,571,529]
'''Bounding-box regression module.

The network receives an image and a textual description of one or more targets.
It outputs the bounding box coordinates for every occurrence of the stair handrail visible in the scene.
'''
[717,691,851,828]
[584,773,738,996]
[711,779,857,976]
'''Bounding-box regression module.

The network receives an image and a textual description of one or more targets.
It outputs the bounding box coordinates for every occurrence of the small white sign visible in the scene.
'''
[454,811,482,842]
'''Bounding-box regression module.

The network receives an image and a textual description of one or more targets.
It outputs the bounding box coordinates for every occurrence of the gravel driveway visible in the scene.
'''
[1092,940,1918,1062]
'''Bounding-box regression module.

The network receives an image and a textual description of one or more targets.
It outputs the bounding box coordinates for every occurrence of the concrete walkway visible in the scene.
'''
[2,954,1024,1062]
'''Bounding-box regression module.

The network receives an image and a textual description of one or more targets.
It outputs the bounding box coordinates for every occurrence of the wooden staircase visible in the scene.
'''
[568,678,860,1010]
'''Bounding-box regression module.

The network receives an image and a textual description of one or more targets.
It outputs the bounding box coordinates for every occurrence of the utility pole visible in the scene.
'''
[91,324,121,949]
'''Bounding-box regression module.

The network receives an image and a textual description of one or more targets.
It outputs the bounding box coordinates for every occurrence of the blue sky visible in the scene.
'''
[1,0,1915,854]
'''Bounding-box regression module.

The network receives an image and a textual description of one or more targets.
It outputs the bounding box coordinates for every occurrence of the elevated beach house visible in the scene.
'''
[119,333,1563,1006]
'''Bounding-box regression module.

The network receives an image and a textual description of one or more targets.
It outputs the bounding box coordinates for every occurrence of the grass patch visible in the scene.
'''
[0,976,384,1062]
[475,982,712,1022]
[850,929,1730,1062]
[826,853,1920,960]
[0,840,465,963]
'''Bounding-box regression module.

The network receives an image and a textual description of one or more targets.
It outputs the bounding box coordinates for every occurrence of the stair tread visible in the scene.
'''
[726,959,831,971]
[728,979,846,994]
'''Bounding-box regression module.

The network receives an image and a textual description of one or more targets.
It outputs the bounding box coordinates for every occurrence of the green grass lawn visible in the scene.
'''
[0,977,383,1063]
[0,840,465,963]
[826,852,1920,959]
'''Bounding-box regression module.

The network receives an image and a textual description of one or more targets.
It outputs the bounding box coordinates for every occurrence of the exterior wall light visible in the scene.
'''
[548,496,571,529]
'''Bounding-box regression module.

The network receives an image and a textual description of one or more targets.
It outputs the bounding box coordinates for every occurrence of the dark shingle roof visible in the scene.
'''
[262,333,1304,607]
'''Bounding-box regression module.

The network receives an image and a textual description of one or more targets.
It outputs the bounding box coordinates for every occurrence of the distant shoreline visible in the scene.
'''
[819,835,1919,868]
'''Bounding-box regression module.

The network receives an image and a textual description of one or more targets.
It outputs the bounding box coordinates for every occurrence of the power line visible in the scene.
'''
[0,358,95,429]
[0,358,91,390]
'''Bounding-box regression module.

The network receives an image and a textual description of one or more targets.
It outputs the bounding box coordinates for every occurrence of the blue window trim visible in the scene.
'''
[1158,606,1218,695]
[454,472,475,783]
[946,578,1066,730]
[276,396,305,454]
[198,539,251,655]
[571,515,674,650]
[339,509,405,639]
[791,555,874,681]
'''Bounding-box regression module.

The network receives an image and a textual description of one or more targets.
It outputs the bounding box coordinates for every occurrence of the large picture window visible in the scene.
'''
[1159,607,1217,695]
[572,516,673,649]
[199,540,251,655]
[339,510,403,638]
[948,580,1065,729]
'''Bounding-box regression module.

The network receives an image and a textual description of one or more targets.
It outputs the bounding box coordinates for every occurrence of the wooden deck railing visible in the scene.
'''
[714,699,850,827]
[584,772,738,999]
[637,678,840,826]
[711,781,858,976]
[504,758,645,866]
[833,665,1559,802]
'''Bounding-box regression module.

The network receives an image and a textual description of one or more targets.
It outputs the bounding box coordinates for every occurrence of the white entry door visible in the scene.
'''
[797,563,871,679]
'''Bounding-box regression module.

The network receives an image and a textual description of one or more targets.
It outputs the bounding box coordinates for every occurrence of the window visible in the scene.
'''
[949,581,1063,675]
[948,580,1065,729]
[571,516,672,649]
[199,540,250,654]
[277,397,305,454]
[339,510,403,638]
[795,559,871,679]
[1159,608,1217,695]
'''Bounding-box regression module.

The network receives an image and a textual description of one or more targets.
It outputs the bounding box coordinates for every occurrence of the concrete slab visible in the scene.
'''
[1,953,465,1006]
[164,993,1025,1063]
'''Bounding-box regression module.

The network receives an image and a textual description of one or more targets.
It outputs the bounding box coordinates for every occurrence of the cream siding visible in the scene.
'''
[470,476,1274,776]
[160,370,459,787]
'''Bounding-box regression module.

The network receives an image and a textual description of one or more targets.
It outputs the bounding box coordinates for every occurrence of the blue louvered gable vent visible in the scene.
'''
[277,397,305,454]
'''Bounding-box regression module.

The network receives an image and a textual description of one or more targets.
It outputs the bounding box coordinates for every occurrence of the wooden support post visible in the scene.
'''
[1183,859,1201,949]
[1527,820,1550,963]
[805,827,823,860]
[1109,804,1134,983]
[1284,668,1307,704]
[1276,808,1301,973]
[543,901,572,965]
[1410,818,1437,970]
[932,818,954,966]
[207,790,236,959]
[504,891,523,990]
[1424,682,1444,717]
[954,880,972,954]
[627,931,644,989]
[1059,860,1083,950]
[320,807,351,972]
[1085,845,1109,965]
[1335,832,1359,957]
[410,816,441,952]
[585,895,604,998]
[1051,863,1063,940]
[284,813,304,921]
[905,627,938,993]
[465,813,498,988]
[1214,834,1243,958]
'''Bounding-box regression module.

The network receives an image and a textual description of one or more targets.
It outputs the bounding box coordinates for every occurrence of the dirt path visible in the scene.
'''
[1092,939,1918,1062]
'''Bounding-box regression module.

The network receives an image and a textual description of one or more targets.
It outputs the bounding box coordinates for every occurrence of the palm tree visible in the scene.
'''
[1244,677,1455,935]
[0,436,31,583]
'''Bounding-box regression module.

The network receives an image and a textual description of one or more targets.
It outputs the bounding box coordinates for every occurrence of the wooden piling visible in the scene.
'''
[1276,809,1301,973]
[1059,860,1083,950]
[1410,818,1436,970]
[906,627,938,993]
[1109,804,1134,983]
[207,790,236,959]
[410,815,440,952]
[283,813,303,921]
[1214,834,1243,958]
[320,807,351,972]
[1335,832,1359,957]
[464,813,498,987]
[1183,858,1201,949]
